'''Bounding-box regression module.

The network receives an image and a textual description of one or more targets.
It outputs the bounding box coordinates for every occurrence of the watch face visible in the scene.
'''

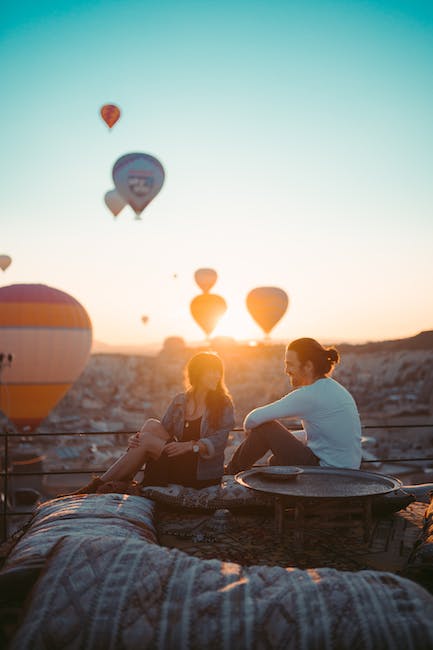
[192,444,200,453]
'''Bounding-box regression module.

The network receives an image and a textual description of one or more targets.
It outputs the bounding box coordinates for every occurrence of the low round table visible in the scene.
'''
[235,467,402,546]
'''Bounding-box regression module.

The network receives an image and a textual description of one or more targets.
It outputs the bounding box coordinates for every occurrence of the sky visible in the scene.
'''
[1,0,433,349]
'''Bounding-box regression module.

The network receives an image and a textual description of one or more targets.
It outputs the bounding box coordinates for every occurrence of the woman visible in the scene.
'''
[71,351,234,494]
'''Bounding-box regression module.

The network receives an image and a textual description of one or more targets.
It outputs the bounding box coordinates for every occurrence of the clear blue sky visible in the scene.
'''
[2,0,433,346]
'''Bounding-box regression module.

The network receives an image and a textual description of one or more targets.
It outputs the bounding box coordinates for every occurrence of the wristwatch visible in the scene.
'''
[192,443,200,454]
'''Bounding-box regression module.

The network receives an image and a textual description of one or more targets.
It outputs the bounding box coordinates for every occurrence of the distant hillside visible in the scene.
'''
[338,331,433,354]
[92,331,433,357]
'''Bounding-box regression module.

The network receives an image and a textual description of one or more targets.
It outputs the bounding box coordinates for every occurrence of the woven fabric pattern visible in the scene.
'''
[5,494,157,570]
[10,534,433,650]
[141,475,273,509]
[140,476,416,514]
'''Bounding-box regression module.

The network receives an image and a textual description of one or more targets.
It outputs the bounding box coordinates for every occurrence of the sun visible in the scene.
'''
[211,307,261,343]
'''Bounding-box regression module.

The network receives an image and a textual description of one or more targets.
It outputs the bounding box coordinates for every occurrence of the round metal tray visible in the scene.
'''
[235,466,402,499]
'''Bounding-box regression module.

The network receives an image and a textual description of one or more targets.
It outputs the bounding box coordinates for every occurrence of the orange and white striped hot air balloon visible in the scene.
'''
[0,284,92,432]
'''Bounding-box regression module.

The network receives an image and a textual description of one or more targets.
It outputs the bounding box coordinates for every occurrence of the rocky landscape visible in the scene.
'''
[2,331,433,496]
[40,330,433,433]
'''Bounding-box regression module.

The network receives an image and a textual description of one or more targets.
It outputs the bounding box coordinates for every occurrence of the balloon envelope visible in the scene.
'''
[100,104,121,128]
[0,255,12,271]
[104,189,126,217]
[246,287,289,335]
[194,268,217,293]
[0,284,92,431]
[190,293,227,337]
[112,153,165,218]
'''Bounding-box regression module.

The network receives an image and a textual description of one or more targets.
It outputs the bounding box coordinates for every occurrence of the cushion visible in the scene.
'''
[403,496,433,593]
[141,476,419,514]
[9,535,433,650]
[4,493,157,572]
[141,475,274,510]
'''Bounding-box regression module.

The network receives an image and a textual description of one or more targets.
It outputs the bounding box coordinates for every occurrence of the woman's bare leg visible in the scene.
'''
[100,419,169,482]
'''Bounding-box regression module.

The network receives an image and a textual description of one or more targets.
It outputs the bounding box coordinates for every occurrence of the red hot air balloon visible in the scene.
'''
[100,104,121,128]
[0,284,92,432]
[190,294,227,338]
[194,268,217,293]
[246,287,289,337]
[112,153,165,219]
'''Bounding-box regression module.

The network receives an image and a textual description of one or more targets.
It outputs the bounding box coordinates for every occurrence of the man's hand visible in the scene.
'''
[164,441,192,457]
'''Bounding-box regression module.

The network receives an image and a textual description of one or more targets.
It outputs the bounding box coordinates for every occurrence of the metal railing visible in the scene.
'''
[1,424,433,542]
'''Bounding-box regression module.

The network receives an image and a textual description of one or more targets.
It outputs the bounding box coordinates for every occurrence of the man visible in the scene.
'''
[226,338,362,474]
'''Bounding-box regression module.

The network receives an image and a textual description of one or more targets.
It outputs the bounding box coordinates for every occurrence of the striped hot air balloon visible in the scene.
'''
[0,284,92,432]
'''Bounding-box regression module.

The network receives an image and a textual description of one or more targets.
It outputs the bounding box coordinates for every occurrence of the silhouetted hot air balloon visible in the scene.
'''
[0,284,92,432]
[0,255,12,271]
[194,268,217,293]
[104,189,126,217]
[100,104,121,128]
[246,287,289,338]
[190,294,227,338]
[141,315,149,325]
[112,153,165,219]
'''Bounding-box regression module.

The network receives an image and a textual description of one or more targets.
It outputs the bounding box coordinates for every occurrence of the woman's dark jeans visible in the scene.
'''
[226,420,319,474]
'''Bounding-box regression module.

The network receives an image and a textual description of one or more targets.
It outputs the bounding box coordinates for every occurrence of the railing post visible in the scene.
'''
[2,431,9,541]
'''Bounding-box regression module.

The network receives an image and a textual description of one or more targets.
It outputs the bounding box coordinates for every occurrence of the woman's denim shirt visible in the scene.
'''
[161,392,235,480]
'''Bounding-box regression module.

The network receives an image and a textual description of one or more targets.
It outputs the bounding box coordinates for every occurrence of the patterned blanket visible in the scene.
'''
[9,534,433,650]
[3,494,433,649]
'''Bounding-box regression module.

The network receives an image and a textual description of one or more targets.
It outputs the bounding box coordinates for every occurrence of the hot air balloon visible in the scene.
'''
[104,189,126,217]
[100,104,121,128]
[112,152,165,219]
[190,294,227,338]
[246,287,289,338]
[0,284,92,432]
[194,268,217,293]
[141,315,149,325]
[0,255,12,271]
